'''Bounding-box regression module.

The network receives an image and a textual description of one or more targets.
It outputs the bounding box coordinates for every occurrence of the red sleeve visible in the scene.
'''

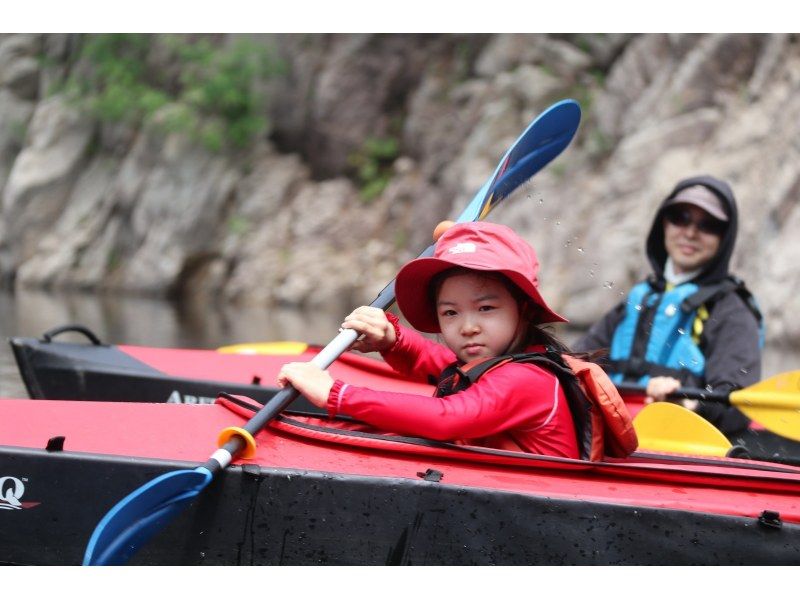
[328,363,562,441]
[377,312,455,382]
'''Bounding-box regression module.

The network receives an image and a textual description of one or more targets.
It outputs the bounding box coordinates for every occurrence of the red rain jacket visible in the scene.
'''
[326,313,579,459]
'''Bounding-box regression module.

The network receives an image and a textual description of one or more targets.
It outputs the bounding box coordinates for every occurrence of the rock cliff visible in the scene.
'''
[1,33,798,346]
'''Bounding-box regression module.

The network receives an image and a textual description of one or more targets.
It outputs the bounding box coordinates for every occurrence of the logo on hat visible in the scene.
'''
[448,242,477,254]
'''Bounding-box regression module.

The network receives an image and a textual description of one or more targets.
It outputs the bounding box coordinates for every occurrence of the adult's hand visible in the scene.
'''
[645,376,699,411]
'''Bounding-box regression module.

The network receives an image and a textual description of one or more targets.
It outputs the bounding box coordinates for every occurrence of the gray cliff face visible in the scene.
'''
[0,33,798,345]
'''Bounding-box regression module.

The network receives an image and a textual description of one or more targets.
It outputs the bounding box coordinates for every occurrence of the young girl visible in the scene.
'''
[277,221,579,458]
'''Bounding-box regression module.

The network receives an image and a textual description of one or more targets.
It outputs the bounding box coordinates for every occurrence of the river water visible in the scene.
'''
[0,288,350,397]
[1,288,797,398]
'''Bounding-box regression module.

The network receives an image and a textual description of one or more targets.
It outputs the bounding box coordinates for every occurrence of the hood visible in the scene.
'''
[645,175,738,285]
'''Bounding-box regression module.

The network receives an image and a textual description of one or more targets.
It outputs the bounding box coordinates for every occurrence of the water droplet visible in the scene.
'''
[740,367,749,375]
[556,220,561,226]
[634,304,642,311]
[589,270,595,277]
[577,246,584,253]
[564,240,572,248]
[705,384,714,392]
[539,197,544,205]
[603,281,614,289]
[677,328,686,335]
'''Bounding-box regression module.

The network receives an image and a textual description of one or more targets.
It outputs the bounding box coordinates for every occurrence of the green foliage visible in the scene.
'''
[64,34,284,152]
[106,247,122,272]
[227,214,251,236]
[588,128,614,160]
[393,228,408,250]
[349,136,400,202]
[589,68,606,87]
[565,82,594,114]
[8,119,28,150]
[549,162,567,179]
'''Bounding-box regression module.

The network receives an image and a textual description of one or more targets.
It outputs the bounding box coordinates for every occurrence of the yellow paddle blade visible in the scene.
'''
[217,341,309,355]
[633,402,732,457]
[730,371,800,442]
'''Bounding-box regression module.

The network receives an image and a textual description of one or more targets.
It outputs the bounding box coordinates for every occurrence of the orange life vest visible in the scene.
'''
[436,350,638,461]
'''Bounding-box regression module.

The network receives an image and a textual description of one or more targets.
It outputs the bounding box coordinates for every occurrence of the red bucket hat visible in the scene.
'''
[395,221,567,333]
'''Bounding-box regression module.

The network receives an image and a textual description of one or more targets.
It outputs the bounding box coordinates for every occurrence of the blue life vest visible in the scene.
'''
[608,277,764,386]
[609,282,705,386]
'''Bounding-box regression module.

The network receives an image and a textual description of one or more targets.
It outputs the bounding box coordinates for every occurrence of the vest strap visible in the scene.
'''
[435,349,595,461]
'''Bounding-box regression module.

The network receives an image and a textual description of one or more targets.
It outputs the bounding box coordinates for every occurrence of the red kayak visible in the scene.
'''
[10,325,800,465]
[2,396,800,565]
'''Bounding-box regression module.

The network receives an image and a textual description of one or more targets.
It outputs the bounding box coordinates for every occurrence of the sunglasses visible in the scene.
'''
[663,207,726,236]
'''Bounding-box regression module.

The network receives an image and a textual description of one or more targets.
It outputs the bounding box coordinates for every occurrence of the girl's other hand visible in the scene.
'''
[277,362,334,408]
[341,306,397,353]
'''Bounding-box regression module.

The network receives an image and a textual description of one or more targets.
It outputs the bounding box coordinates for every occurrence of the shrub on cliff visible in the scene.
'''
[61,33,284,152]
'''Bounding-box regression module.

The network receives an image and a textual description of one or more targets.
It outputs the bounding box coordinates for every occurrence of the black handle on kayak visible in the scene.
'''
[41,324,105,346]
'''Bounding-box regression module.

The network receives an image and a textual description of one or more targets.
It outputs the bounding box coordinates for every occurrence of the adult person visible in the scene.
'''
[575,175,763,436]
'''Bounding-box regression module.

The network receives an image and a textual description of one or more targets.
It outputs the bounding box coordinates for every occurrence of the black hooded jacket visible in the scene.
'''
[575,176,762,436]
[646,175,739,286]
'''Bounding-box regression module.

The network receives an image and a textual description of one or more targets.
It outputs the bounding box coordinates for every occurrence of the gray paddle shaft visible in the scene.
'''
[215,249,431,466]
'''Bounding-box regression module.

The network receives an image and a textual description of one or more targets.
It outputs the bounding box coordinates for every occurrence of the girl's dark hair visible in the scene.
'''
[506,278,606,361]
[429,266,605,362]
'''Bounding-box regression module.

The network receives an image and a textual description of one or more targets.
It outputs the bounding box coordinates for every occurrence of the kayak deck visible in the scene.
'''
[3,399,800,523]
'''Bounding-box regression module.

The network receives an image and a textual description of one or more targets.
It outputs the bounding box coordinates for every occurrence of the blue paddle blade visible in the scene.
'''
[456,99,580,224]
[503,99,580,171]
[488,130,576,201]
[83,467,213,565]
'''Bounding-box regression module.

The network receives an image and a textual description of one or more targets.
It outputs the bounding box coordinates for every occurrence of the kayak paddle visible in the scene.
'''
[633,402,732,457]
[82,98,582,565]
[618,369,800,442]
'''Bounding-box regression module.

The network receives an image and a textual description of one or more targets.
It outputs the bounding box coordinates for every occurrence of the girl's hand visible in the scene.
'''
[644,376,697,411]
[277,362,334,409]
[341,306,397,353]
